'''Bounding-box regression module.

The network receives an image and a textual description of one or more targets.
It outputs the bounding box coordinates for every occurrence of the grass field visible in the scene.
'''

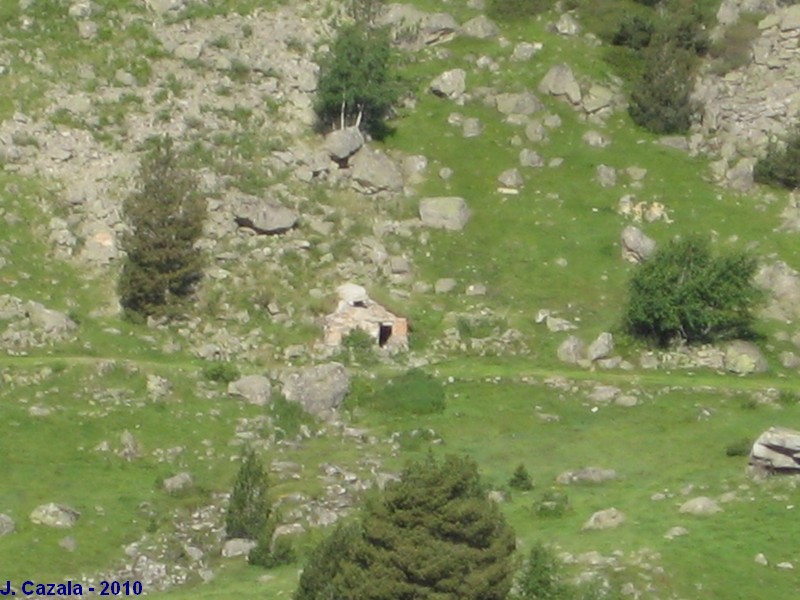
[2,0,800,598]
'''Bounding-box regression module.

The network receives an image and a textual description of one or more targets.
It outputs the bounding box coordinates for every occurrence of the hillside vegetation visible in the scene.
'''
[2,0,800,599]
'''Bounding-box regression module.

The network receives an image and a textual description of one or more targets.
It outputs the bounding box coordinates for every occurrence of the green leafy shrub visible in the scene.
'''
[535,489,570,518]
[315,24,400,139]
[487,0,553,21]
[612,15,654,50]
[508,464,534,491]
[628,39,697,134]
[202,362,240,384]
[119,136,206,319]
[225,449,271,539]
[754,129,800,190]
[624,236,761,347]
[361,369,446,415]
[725,438,752,457]
[248,515,296,568]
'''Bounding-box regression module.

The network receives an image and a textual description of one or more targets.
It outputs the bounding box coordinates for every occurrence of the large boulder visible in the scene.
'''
[222,538,257,558]
[461,15,500,39]
[587,332,614,361]
[679,497,722,516]
[419,197,471,230]
[724,340,767,374]
[231,194,299,235]
[228,375,272,406]
[324,127,364,162]
[755,261,800,322]
[281,363,350,418]
[351,148,404,195]
[620,226,656,263]
[30,503,80,528]
[495,91,544,116]
[557,335,585,364]
[163,472,193,494]
[538,63,582,104]
[378,5,459,48]
[750,427,800,475]
[429,69,467,99]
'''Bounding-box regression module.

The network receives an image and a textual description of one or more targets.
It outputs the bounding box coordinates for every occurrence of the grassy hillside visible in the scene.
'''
[2,0,800,599]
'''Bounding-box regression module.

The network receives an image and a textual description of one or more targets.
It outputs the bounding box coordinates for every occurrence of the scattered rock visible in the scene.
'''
[755,553,769,566]
[351,147,404,195]
[582,507,625,531]
[519,149,544,168]
[231,194,299,235]
[59,536,77,552]
[555,13,581,36]
[163,472,193,494]
[724,340,767,374]
[538,63,581,104]
[664,526,689,540]
[511,42,542,61]
[495,91,543,116]
[587,332,614,361]
[546,316,576,333]
[557,336,585,364]
[435,278,457,294]
[465,283,487,296]
[0,514,15,536]
[419,197,471,230]
[679,496,722,516]
[595,164,617,187]
[557,468,617,485]
[429,69,467,100]
[222,538,257,558]
[461,15,500,39]
[583,130,609,148]
[228,375,272,406]
[498,168,523,188]
[620,226,656,263]
[462,117,483,138]
[30,503,80,528]
[281,363,350,418]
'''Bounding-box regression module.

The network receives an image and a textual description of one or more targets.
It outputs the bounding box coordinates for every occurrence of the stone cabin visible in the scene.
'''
[324,283,408,349]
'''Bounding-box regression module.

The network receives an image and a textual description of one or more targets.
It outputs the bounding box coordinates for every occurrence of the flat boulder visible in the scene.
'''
[324,127,364,161]
[351,148,404,195]
[679,496,722,516]
[222,538,257,558]
[231,194,298,235]
[749,426,800,475]
[281,363,350,418]
[163,472,193,494]
[557,335,585,364]
[582,507,625,531]
[228,375,272,406]
[30,503,80,528]
[587,332,614,361]
[419,197,471,230]
[495,91,543,116]
[557,467,617,485]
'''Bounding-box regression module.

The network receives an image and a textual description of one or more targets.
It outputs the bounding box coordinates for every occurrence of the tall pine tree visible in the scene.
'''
[119,136,206,319]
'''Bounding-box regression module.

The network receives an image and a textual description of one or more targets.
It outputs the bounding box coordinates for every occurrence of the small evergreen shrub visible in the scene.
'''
[510,541,569,600]
[535,489,570,518]
[508,464,534,491]
[612,15,654,50]
[624,236,761,347]
[725,438,752,457]
[754,129,800,190]
[628,40,697,134]
[202,362,240,384]
[225,449,271,539]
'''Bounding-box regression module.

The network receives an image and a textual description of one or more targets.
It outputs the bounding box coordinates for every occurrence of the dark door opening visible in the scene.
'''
[378,323,393,347]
